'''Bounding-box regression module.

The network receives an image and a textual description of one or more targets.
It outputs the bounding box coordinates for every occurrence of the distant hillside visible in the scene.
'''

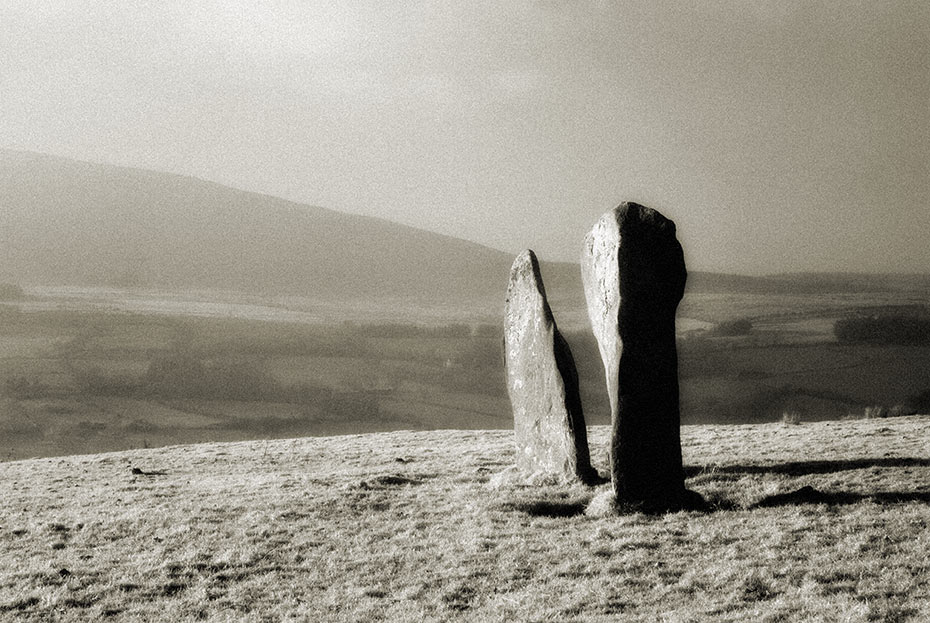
[765,272,930,295]
[0,149,518,303]
[4,149,925,305]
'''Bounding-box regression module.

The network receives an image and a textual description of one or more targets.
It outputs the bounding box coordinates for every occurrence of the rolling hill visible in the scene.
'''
[4,149,928,310]
[0,149,538,304]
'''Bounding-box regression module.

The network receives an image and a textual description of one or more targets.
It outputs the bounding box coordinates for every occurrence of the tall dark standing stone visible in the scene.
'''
[581,203,696,509]
[504,250,598,484]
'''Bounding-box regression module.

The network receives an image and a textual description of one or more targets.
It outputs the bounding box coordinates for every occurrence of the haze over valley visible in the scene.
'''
[5,147,928,312]
[1,150,928,463]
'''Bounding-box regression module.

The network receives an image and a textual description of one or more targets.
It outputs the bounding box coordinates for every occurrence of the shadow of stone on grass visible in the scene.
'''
[352,473,437,490]
[686,457,930,478]
[499,499,591,518]
[498,485,930,518]
[752,486,930,509]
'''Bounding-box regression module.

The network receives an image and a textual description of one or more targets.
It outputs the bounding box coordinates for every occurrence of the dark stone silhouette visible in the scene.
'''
[504,250,598,484]
[582,203,699,510]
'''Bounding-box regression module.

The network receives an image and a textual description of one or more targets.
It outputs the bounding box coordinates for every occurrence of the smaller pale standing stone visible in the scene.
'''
[504,250,597,483]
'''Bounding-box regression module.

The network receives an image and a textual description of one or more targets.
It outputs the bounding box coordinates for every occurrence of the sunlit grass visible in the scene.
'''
[2,416,930,621]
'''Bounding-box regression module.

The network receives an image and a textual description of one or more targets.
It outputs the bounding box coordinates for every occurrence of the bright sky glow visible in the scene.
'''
[2,0,928,273]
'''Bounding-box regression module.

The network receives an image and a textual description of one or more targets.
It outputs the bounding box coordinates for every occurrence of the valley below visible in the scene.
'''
[3,150,929,463]
[1,284,929,462]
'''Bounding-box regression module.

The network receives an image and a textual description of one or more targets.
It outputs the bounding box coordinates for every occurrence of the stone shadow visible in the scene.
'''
[502,486,930,517]
[499,458,930,517]
[685,457,930,478]
[499,498,590,518]
[752,486,930,508]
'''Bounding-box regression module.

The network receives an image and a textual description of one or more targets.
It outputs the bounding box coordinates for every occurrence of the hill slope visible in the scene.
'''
[2,417,930,621]
[6,149,928,312]
[0,149,524,302]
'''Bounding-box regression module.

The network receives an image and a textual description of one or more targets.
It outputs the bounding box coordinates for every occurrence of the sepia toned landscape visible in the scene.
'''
[3,2,930,621]
[1,146,929,623]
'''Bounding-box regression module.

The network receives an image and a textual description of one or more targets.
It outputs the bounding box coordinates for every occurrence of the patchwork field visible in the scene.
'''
[0,307,507,461]
[2,286,930,461]
[2,416,929,621]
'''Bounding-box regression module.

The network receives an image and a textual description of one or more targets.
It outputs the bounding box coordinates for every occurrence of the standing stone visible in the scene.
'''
[504,250,598,484]
[581,203,697,509]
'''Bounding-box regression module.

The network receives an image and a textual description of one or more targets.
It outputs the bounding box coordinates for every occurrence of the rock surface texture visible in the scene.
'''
[504,250,597,484]
[581,203,697,510]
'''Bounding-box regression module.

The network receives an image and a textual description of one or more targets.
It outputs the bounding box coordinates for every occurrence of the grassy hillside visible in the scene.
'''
[2,416,930,621]
[0,149,516,303]
[10,149,929,310]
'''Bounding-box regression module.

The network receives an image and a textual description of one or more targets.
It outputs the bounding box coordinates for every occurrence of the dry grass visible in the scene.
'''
[2,416,930,621]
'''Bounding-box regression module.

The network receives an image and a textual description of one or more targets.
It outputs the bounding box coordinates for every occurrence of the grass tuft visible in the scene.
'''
[441,584,477,611]
[741,573,778,602]
[585,488,617,517]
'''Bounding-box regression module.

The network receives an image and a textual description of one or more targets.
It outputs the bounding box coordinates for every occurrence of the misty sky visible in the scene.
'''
[2,1,928,274]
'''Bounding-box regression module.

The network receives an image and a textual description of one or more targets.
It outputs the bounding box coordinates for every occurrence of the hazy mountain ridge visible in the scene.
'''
[1,149,515,302]
[3,149,927,305]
